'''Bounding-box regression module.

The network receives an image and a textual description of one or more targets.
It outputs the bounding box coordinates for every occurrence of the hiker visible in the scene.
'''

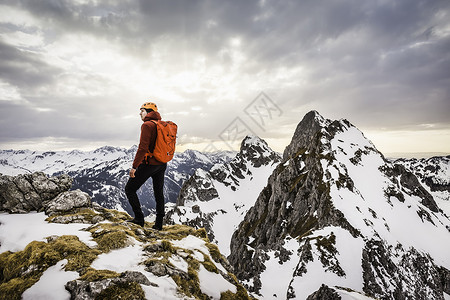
[125,102,167,230]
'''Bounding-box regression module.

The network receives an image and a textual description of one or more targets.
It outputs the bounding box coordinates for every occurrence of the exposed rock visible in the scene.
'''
[362,240,446,300]
[381,163,439,212]
[394,155,450,193]
[0,172,72,213]
[438,266,450,295]
[44,189,92,216]
[176,169,218,205]
[306,284,341,300]
[65,270,154,300]
[167,135,281,247]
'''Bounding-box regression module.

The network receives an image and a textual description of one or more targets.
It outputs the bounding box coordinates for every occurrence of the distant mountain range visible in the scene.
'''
[0,146,235,216]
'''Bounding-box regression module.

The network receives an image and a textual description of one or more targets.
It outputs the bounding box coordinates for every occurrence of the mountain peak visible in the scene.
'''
[283,110,331,161]
[239,135,280,168]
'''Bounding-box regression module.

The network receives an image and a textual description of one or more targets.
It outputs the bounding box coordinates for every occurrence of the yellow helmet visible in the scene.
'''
[140,102,158,112]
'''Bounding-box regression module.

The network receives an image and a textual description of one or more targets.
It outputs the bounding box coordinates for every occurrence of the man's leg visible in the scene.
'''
[125,164,152,224]
[151,164,167,230]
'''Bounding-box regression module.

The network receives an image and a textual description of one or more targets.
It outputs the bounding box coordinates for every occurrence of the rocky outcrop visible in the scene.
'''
[66,271,155,300]
[0,172,72,213]
[306,284,341,300]
[176,135,281,207]
[167,135,281,249]
[209,135,281,190]
[44,189,91,216]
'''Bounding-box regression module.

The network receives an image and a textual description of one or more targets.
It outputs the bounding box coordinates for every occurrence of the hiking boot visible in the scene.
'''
[127,218,144,227]
[152,215,163,230]
[152,223,163,230]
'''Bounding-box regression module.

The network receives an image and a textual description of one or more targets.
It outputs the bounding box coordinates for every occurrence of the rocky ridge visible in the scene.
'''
[394,155,450,214]
[0,172,251,300]
[165,135,281,255]
[228,111,450,299]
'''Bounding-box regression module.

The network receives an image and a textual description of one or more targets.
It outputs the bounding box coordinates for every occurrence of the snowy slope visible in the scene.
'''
[0,209,248,300]
[167,135,281,256]
[229,111,450,299]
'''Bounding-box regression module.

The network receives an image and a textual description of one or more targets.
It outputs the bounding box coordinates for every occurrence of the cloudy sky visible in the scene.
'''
[0,0,449,156]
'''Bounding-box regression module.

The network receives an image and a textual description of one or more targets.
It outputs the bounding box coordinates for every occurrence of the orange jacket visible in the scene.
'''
[132,111,165,168]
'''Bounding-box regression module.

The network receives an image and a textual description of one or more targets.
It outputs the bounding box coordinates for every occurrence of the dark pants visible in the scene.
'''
[125,163,167,220]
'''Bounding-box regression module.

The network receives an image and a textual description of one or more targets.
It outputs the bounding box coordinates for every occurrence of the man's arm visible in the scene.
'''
[131,122,154,170]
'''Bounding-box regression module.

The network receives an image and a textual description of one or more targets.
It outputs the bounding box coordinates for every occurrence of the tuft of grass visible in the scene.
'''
[0,235,101,299]
[94,231,130,253]
[78,267,119,282]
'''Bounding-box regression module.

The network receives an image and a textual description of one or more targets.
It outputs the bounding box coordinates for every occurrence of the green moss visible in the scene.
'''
[87,223,145,252]
[0,235,101,299]
[194,228,208,239]
[100,208,131,223]
[219,272,254,300]
[171,254,213,299]
[221,286,253,300]
[79,268,119,282]
[95,281,146,300]
[50,235,100,270]
[160,240,174,252]
[202,255,218,273]
[95,231,130,253]
[0,277,39,300]
[206,242,222,263]
[159,224,208,242]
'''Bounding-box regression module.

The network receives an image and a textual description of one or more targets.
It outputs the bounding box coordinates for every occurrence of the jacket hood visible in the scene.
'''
[144,111,162,122]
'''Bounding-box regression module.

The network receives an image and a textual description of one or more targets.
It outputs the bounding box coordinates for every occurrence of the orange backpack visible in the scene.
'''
[145,120,177,163]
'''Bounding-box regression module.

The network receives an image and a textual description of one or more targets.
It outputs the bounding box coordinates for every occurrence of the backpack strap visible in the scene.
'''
[143,120,159,163]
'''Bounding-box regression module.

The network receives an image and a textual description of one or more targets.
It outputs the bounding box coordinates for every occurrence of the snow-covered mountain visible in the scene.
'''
[0,147,235,216]
[166,135,281,256]
[227,111,450,299]
[394,155,450,214]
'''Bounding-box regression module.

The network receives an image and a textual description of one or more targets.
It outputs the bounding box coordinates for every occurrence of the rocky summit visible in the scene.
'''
[0,172,252,300]
[228,111,450,299]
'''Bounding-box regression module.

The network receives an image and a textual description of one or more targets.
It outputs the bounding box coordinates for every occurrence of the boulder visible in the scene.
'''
[0,172,72,213]
[44,189,92,216]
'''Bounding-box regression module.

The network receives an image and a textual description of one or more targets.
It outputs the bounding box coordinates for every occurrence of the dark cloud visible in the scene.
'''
[0,40,60,90]
[0,0,449,151]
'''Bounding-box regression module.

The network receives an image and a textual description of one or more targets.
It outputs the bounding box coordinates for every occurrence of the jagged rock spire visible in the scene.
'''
[283,110,329,161]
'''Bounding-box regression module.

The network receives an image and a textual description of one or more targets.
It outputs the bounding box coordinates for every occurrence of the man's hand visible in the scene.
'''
[129,168,136,178]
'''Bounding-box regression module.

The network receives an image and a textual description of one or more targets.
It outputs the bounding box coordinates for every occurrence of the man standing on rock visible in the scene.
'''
[125,102,166,230]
